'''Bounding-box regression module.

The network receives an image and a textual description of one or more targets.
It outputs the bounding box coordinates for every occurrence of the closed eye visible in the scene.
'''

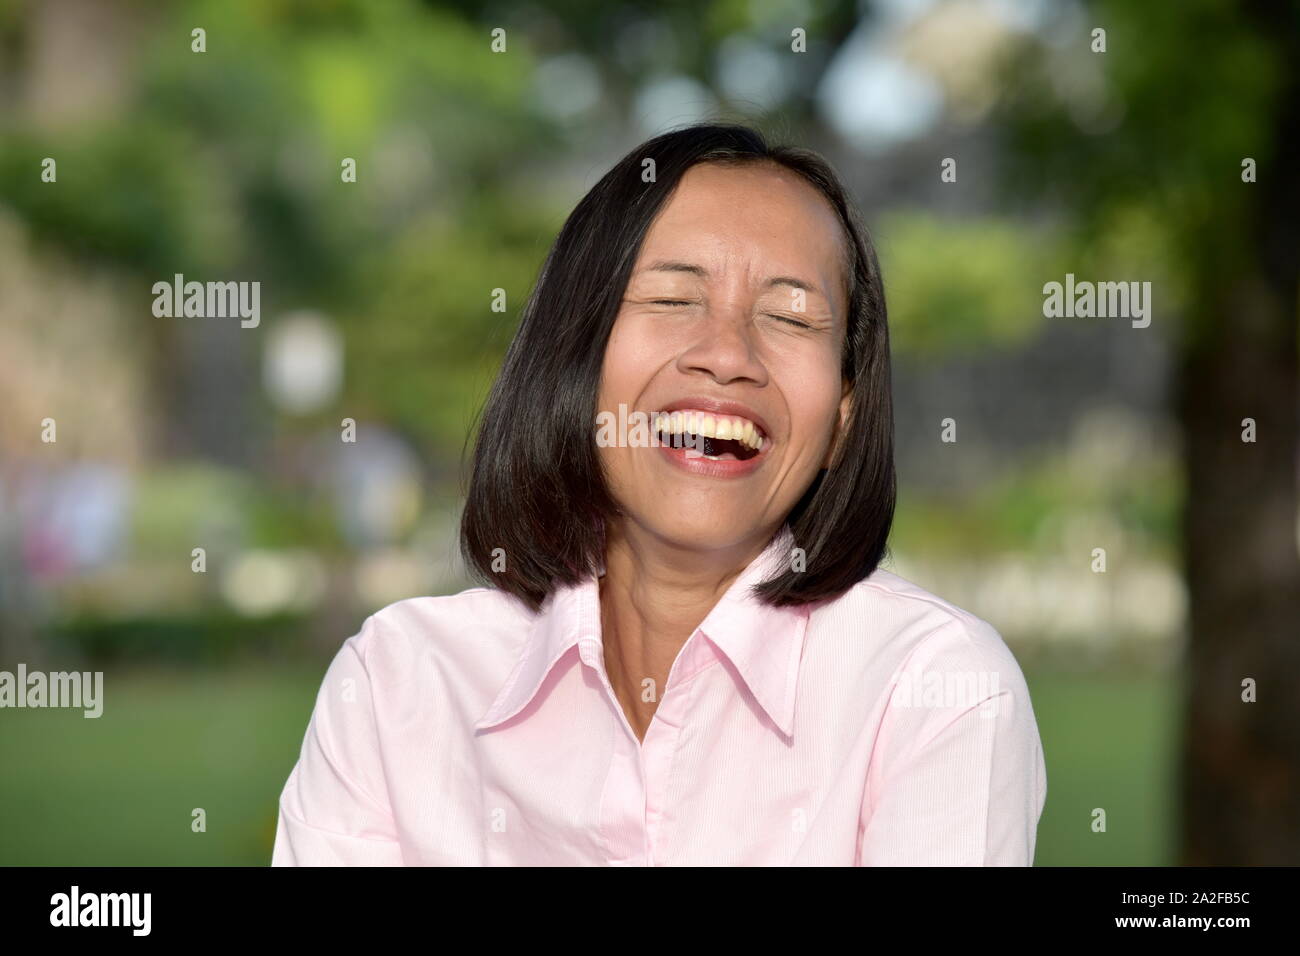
[645,300,816,329]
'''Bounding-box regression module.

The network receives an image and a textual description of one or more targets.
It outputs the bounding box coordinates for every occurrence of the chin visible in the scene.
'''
[634,515,773,555]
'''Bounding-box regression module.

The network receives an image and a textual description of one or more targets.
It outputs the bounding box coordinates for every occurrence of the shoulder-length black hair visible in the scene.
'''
[460,122,894,611]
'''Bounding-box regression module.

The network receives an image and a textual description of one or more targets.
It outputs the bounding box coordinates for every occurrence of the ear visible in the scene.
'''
[821,380,853,469]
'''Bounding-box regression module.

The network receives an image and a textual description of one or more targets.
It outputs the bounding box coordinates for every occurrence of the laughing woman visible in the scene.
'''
[272,123,1047,866]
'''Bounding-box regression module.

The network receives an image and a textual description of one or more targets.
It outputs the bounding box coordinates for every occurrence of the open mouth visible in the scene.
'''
[652,410,766,462]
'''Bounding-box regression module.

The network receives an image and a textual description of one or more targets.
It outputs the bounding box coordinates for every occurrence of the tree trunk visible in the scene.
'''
[1178,7,1300,862]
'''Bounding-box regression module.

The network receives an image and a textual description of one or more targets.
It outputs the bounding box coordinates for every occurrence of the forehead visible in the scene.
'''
[639,161,842,257]
[637,161,849,297]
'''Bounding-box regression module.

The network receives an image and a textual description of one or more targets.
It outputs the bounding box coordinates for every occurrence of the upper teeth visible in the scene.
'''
[653,410,765,450]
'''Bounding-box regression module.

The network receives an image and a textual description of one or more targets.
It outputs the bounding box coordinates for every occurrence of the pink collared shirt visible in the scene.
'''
[272,534,1047,866]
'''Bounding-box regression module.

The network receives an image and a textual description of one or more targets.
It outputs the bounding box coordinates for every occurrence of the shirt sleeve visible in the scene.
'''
[272,616,406,866]
[858,619,1047,866]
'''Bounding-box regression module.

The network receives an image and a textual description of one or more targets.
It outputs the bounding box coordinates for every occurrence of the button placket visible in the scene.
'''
[639,689,684,865]
[639,630,719,865]
[582,637,648,865]
[584,623,719,866]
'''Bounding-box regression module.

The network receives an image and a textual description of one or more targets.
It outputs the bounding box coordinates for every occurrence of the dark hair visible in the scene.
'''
[460,122,895,611]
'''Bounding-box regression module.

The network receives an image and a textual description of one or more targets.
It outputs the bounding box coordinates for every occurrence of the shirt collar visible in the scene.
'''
[473,527,809,738]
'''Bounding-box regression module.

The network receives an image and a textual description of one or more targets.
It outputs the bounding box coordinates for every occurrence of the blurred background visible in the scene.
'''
[1,0,1297,865]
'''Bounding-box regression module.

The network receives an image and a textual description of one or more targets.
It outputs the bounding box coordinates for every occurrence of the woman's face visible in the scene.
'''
[596,161,852,558]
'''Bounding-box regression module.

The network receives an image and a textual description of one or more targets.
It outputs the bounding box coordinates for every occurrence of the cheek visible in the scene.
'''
[598,319,652,407]
[778,349,844,452]
[595,321,656,493]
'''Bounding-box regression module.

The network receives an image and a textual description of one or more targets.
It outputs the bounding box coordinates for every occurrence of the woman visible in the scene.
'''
[272,123,1047,866]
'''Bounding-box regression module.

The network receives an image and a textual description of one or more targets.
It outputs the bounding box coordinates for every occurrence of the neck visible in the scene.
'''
[597,521,776,741]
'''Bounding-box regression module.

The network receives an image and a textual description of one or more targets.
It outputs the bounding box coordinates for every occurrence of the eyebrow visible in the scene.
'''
[643,259,822,296]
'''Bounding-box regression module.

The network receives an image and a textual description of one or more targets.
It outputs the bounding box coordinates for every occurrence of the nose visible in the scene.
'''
[675,307,769,387]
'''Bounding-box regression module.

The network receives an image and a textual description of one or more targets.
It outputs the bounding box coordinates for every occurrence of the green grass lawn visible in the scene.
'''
[0,663,1179,865]
[1029,669,1180,866]
[0,664,324,865]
